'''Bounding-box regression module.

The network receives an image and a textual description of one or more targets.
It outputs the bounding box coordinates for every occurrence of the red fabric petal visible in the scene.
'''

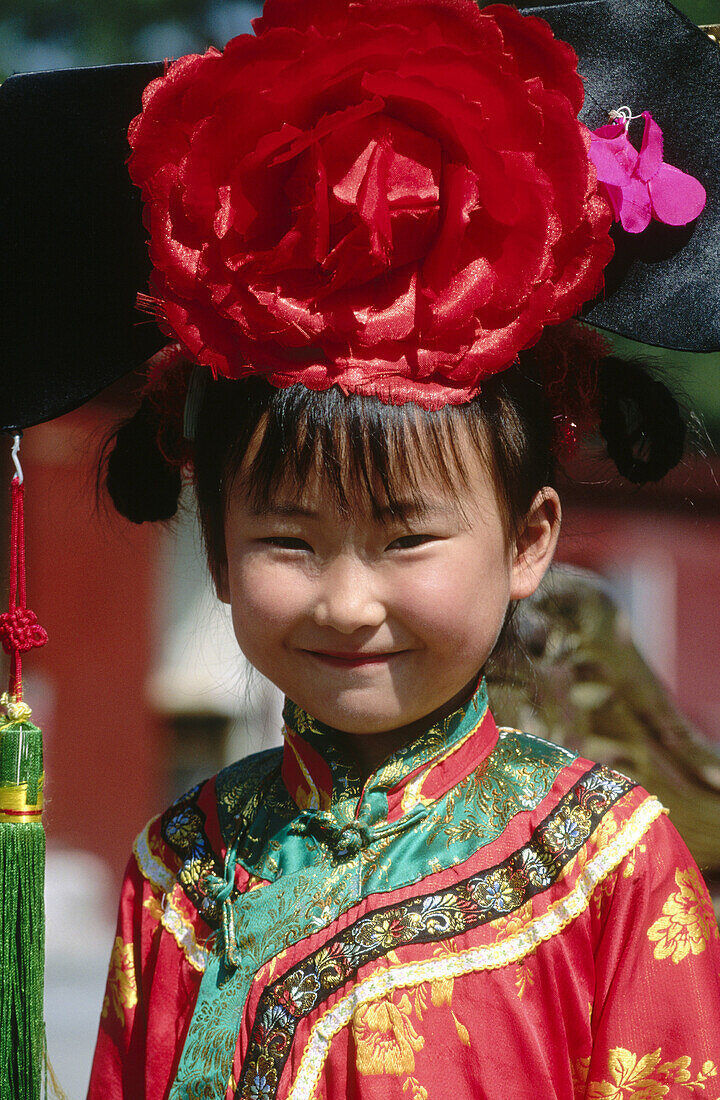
[483,3,584,114]
[129,0,612,408]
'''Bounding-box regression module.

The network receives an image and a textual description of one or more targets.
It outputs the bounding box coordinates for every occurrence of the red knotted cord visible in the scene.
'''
[0,473,48,700]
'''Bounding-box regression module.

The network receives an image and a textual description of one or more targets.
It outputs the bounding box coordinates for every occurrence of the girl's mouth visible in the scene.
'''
[304,650,402,669]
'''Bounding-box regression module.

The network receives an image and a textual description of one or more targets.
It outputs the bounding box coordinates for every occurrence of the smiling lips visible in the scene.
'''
[305,650,403,669]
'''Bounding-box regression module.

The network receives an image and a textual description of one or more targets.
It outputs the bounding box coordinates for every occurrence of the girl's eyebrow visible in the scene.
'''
[250,501,455,520]
[251,503,319,518]
[377,501,457,521]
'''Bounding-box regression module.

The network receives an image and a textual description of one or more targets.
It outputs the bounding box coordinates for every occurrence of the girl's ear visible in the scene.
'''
[509,487,561,602]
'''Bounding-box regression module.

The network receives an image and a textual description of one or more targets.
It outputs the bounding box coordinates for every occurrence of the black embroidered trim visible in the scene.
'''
[160,781,222,926]
[235,764,634,1099]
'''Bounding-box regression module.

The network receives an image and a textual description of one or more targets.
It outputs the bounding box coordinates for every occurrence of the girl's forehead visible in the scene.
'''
[222,394,509,530]
[232,434,495,521]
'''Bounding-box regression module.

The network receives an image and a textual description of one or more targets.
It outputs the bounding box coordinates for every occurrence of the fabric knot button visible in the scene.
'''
[291,811,374,856]
[0,608,48,655]
[336,824,365,857]
[201,872,234,905]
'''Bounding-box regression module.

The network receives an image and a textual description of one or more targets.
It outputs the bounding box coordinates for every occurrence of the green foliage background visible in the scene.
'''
[3,0,718,443]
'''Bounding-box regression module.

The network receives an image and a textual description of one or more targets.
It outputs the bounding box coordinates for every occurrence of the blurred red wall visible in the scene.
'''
[18,403,169,882]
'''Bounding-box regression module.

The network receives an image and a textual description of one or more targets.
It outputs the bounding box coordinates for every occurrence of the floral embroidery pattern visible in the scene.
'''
[559,806,622,917]
[161,783,220,924]
[234,764,633,1100]
[171,723,578,1096]
[647,867,720,964]
[438,730,574,849]
[354,998,425,1076]
[134,816,178,895]
[353,940,471,1084]
[493,902,537,998]
[586,1048,718,1098]
[101,936,138,1027]
[134,821,208,971]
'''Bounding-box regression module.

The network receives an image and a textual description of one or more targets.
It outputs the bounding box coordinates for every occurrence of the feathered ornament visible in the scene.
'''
[0,436,48,1100]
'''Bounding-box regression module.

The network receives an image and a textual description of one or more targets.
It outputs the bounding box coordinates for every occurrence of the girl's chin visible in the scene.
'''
[293,679,478,739]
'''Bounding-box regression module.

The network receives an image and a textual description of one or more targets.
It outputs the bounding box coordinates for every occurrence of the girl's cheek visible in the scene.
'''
[390,571,474,637]
[392,553,509,639]
[229,553,309,625]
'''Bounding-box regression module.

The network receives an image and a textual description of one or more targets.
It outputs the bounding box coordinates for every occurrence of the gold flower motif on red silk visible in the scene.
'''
[647,866,720,964]
[352,942,471,1082]
[584,1047,717,1099]
[353,998,425,1076]
[101,935,138,1027]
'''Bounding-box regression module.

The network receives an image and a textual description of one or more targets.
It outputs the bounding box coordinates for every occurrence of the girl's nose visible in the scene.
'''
[312,557,386,633]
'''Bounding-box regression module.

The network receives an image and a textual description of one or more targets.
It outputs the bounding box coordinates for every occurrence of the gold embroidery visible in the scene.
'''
[143,893,164,922]
[284,727,325,811]
[400,773,433,816]
[413,941,471,1045]
[353,998,424,1075]
[353,941,470,1087]
[133,820,207,971]
[647,866,720,964]
[621,838,646,878]
[101,936,138,1027]
[134,817,177,894]
[586,1048,718,1099]
[559,808,647,918]
[162,889,207,972]
[265,947,289,984]
[401,712,484,815]
[571,1055,591,1099]
[287,798,665,1100]
[402,1077,428,1100]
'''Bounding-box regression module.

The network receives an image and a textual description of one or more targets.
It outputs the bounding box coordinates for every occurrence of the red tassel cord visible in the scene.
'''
[0,474,47,707]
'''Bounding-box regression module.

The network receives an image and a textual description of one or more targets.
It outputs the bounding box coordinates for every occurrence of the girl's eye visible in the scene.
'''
[262,536,312,551]
[387,533,435,550]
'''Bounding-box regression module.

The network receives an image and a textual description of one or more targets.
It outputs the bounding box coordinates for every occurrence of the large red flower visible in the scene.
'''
[129,0,613,407]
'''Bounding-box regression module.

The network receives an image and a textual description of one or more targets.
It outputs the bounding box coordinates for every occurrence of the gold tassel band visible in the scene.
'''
[0,777,44,823]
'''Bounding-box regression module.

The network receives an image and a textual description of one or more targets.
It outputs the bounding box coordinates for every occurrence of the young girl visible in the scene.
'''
[88,0,720,1096]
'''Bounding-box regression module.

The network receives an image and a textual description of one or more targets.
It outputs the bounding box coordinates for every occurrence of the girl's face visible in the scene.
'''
[218,432,559,743]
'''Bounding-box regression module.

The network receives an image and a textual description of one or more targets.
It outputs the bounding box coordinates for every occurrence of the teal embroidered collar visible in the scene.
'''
[280,678,496,821]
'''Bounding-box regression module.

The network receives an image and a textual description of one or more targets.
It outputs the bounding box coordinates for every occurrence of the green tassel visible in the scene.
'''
[0,715,45,1100]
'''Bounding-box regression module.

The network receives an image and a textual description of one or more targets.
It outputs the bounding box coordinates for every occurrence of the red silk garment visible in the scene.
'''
[89,688,720,1099]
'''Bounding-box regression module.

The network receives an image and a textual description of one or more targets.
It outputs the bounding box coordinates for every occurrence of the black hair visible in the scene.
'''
[102,353,686,582]
[104,395,182,524]
[598,356,686,484]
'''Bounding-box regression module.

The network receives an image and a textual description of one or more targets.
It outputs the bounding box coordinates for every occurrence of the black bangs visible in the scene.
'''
[233,384,489,520]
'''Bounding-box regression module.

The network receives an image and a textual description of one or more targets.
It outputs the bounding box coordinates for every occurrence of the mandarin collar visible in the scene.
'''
[281,679,497,822]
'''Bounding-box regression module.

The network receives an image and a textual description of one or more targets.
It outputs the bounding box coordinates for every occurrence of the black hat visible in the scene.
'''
[1,0,718,431]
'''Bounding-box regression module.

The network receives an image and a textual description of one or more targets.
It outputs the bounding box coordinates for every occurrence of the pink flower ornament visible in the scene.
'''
[589,110,706,234]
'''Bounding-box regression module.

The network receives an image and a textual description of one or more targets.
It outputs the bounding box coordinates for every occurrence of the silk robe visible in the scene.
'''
[88,682,720,1099]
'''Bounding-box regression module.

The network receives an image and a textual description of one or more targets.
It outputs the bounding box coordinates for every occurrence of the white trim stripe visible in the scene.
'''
[134,818,207,972]
[134,817,177,895]
[161,899,207,972]
[286,796,665,1100]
